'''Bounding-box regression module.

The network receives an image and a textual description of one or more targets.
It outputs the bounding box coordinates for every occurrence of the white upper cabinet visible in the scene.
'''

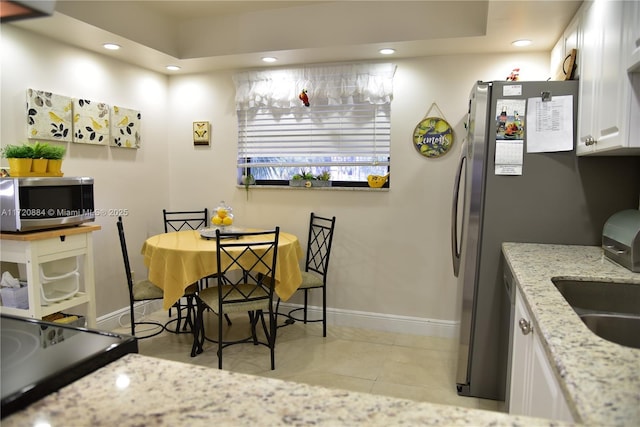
[576,0,640,155]
[627,0,640,72]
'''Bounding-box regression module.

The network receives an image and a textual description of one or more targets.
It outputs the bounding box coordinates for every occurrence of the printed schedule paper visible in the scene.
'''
[526,95,573,153]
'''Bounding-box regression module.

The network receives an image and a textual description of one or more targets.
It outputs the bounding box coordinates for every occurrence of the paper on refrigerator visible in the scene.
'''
[526,95,574,153]
[495,139,523,175]
[494,98,525,175]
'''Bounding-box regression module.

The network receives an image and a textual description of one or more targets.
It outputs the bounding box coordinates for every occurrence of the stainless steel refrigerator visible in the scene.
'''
[450,80,640,402]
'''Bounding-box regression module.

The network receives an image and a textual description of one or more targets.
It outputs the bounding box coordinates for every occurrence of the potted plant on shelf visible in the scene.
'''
[241,171,255,200]
[30,141,49,174]
[1,143,33,175]
[42,143,66,175]
[290,170,316,187]
[314,170,331,187]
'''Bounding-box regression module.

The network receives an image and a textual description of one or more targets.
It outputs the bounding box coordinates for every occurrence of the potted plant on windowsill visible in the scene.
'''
[290,170,316,187]
[314,170,331,187]
[42,144,66,175]
[1,144,33,175]
[241,172,255,200]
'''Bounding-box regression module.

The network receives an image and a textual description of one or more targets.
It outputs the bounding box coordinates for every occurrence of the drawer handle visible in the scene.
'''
[519,318,533,335]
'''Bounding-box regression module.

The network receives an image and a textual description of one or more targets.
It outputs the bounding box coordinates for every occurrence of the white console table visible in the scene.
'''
[0,225,100,327]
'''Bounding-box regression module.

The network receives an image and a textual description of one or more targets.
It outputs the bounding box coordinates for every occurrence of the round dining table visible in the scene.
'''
[141,229,304,310]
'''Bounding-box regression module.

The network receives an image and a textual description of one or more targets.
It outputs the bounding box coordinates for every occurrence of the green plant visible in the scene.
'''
[316,170,331,181]
[242,172,254,200]
[30,141,50,159]
[1,144,33,159]
[292,170,315,180]
[41,144,66,160]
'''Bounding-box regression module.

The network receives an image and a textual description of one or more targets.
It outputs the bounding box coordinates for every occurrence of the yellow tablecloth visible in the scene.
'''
[141,229,304,310]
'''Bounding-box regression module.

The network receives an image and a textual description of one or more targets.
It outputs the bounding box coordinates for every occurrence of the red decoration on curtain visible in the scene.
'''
[299,89,310,107]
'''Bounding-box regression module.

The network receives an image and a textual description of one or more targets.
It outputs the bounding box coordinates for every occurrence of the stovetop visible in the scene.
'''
[1,314,137,418]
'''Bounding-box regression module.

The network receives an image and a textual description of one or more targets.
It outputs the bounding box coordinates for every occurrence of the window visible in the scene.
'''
[234,63,395,187]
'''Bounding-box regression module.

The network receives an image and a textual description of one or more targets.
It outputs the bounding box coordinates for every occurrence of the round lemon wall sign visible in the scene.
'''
[413,117,454,158]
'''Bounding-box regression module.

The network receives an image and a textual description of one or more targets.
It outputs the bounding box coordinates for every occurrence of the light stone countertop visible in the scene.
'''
[502,243,640,427]
[4,353,568,427]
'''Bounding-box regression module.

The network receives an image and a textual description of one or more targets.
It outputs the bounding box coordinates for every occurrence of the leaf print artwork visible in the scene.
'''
[26,89,72,142]
[110,106,141,149]
[73,99,109,145]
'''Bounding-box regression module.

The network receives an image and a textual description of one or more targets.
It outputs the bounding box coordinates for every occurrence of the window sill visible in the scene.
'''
[237,185,389,192]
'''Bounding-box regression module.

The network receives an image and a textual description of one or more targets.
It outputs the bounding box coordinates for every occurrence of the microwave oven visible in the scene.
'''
[0,177,95,232]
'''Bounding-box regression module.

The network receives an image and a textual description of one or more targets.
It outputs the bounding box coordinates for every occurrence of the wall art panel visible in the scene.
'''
[72,98,110,145]
[110,106,141,149]
[26,89,73,142]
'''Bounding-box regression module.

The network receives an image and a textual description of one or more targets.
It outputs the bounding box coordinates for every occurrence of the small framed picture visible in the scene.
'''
[193,121,210,145]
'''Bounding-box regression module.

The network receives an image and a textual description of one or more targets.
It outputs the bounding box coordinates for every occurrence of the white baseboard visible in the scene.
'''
[96,300,164,332]
[278,302,459,339]
[98,300,459,339]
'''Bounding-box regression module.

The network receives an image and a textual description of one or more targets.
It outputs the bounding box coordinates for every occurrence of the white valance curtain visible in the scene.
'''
[233,62,396,110]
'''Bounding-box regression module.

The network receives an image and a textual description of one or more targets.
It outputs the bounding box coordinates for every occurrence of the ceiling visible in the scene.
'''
[9,1,583,74]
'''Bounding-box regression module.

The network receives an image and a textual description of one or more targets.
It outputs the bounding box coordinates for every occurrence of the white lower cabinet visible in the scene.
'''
[509,287,574,422]
[0,226,98,327]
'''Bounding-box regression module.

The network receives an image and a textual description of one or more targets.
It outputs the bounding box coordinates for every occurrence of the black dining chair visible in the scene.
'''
[162,208,209,332]
[191,227,280,370]
[117,216,197,338]
[163,208,209,232]
[277,213,336,337]
[163,208,232,328]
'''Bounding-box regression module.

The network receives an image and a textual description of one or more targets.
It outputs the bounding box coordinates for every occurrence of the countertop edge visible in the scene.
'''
[3,353,574,426]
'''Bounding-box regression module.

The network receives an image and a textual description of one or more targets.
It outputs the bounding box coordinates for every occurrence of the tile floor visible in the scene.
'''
[112,308,500,412]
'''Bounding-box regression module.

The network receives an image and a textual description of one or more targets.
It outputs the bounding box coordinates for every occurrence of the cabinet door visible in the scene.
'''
[509,288,574,422]
[529,334,572,421]
[577,0,634,155]
[576,0,600,154]
[627,0,640,71]
[508,289,534,416]
[595,0,628,152]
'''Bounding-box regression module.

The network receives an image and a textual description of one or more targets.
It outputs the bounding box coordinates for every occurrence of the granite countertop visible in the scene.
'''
[502,243,640,427]
[4,353,568,427]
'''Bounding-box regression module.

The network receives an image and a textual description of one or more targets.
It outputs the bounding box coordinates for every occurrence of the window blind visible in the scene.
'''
[237,103,390,169]
[234,63,394,183]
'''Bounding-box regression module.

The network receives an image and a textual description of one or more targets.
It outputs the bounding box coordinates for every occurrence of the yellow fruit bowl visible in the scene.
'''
[367,173,390,188]
[211,201,234,226]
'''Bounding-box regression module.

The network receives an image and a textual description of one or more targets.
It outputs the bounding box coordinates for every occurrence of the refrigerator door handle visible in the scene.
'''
[451,140,467,277]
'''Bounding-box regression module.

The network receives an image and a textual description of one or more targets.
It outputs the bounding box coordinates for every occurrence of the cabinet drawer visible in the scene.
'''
[34,234,87,256]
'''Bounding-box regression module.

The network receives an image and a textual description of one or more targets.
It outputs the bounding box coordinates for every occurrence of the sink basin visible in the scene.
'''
[580,314,640,349]
[551,279,640,349]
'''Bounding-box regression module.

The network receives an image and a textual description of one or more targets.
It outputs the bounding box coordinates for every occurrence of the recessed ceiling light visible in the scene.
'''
[103,43,121,50]
[512,39,532,47]
[379,48,395,55]
[166,65,181,71]
[262,57,278,63]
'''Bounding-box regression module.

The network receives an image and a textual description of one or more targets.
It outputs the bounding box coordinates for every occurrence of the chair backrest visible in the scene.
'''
[116,216,135,302]
[163,208,208,232]
[215,227,280,305]
[305,213,336,280]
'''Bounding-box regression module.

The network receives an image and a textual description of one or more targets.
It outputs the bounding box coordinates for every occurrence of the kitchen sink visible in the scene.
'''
[551,279,640,349]
[580,314,640,349]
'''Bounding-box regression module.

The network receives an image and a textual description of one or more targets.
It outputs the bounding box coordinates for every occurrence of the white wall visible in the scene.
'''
[2,24,551,335]
[165,54,550,334]
[1,26,171,316]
